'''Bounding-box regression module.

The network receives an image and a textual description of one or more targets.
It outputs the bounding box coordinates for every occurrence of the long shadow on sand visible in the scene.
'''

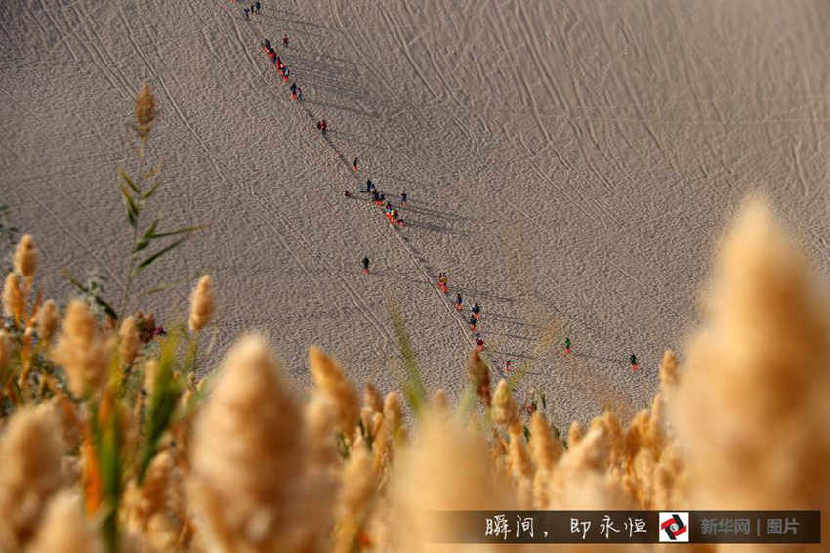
[570,351,626,365]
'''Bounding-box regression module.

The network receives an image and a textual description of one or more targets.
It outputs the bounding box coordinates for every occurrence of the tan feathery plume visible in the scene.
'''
[0,329,10,372]
[13,234,37,278]
[362,383,383,413]
[590,410,624,468]
[119,316,141,367]
[0,403,65,552]
[305,394,340,470]
[35,299,58,344]
[431,388,449,411]
[123,450,173,533]
[490,379,519,431]
[135,82,156,140]
[372,392,402,474]
[466,349,490,407]
[143,359,158,395]
[387,411,519,553]
[507,424,533,508]
[309,346,359,436]
[528,411,563,507]
[51,299,112,398]
[3,273,23,322]
[333,442,376,553]
[567,420,585,448]
[188,333,315,553]
[673,197,830,543]
[188,275,214,333]
[658,349,679,391]
[26,491,103,553]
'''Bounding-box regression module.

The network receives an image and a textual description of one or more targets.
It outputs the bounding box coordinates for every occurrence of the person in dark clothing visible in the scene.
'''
[564,337,571,354]
[263,38,272,52]
[377,191,384,202]
[400,191,407,207]
[365,179,373,192]
[385,201,393,213]
[361,256,370,275]
[472,303,481,320]
[630,353,639,371]
[455,293,463,311]
[283,33,289,47]
[255,1,261,13]
[290,82,297,95]
[353,157,359,172]
[371,189,380,202]
[243,7,249,19]
[297,87,304,102]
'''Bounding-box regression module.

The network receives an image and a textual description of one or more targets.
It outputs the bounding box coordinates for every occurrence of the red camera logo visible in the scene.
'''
[659,512,689,542]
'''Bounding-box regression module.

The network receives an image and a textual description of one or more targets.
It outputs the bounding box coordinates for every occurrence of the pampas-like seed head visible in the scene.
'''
[135,83,156,140]
[0,403,65,551]
[309,346,359,436]
[490,379,518,430]
[387,411,519,553]
[13,234,37,278]
[674,198,830,527]
[333,442,376,553]
[431,388,449,411]
[188,276,215,332]
[362,383,383,413]
[189,333,312,553]
[51,299,111,398]
[26,491,103,553]
[466,350,490,407]
[567,420,585,448]
[36,299,59,344]
[529,411,562,471]
[0,330,10,372]
[2,273,23,321]
[119,316,141,367]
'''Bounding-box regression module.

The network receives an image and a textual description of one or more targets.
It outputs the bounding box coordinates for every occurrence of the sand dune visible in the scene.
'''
[3,0,829,424]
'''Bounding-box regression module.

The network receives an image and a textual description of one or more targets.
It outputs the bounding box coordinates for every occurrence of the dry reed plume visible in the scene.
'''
[51,299,113,398]
[188,276,214,333]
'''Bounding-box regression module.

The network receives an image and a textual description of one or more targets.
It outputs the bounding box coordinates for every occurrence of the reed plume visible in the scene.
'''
[0,329,10,372]
[387,411,519,553]
[309,346,358,437]
[372,392,401,474]
[26,491,103,553]
[466,349,490,407]
[528,410,562,508]
[135,83,156,141]
[119,316,140,367]
[3,273,23,322]
[673,197,830,545]
[188,275,214,333]
[491,378,519,431]
[0,403,65,552]
[362,383,383,413]
[333,442,375,553]
[13,234,37,278]
[35,299,58,344]
[51,299,112,398]
[188,334,315,553]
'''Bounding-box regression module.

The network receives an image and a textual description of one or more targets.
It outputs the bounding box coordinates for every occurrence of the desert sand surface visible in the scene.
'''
[2,0,830,425]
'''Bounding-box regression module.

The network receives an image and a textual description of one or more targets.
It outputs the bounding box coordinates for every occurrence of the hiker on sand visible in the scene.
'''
[290,82,298,99]
[455,293,463,311]
[630,353,639,371]
[263,39,272,53]
[472,302,481,320]
[353,157,359,172]
[564,337,571,354]
[470,315,478,332]
[297,87,304,102]
[475,333,485,351]
[400,191,407,207]
[283,33,289,47]
[437,272,448,293]
[361,257,370,275]
[385,201,393,213]
[255,1,261,13]
[371,189,380,203]
[243,7,249,19]
[365,179,374,193]
[504,360,512,376]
